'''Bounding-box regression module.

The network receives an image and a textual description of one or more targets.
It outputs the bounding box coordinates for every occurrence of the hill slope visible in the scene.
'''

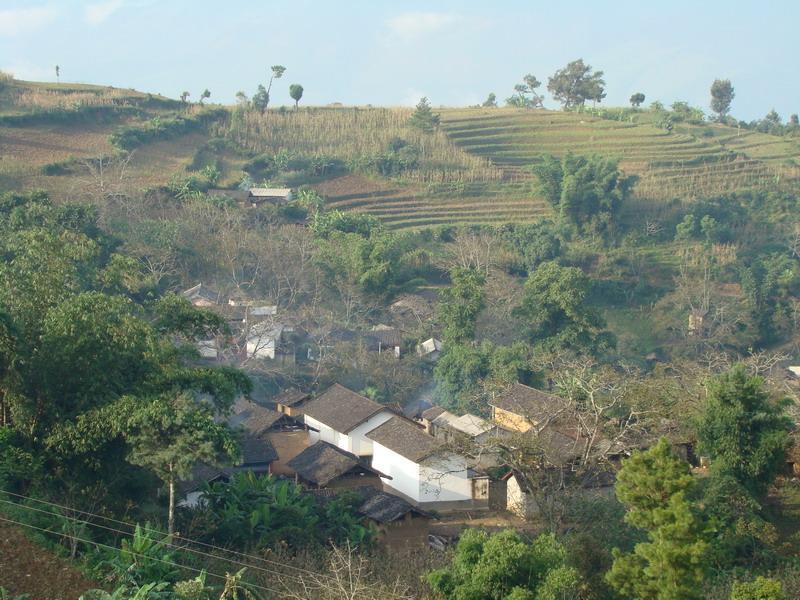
[2,78,799,230]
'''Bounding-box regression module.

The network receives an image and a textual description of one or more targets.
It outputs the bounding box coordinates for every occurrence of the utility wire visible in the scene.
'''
[0,489,411,600]
[0,497,309,586]
[0,514,285,597]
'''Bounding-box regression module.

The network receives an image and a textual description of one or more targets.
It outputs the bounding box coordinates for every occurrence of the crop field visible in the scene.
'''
[3,76,800,230]
[439,108,800,200]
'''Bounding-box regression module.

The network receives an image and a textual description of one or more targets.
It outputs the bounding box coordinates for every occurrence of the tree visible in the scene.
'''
[261,64,286,111]
[427,529,580,599]
[289,83,304,109]
[252,84,269,114]
[547,59,606,109]
[506,74,544,108]
[127,394,239,536]
[55,65,60,83]
[630,92,645,108]
[437,268,486,343]
[710,79,735,121]
[515,261,614,355]
[482,93,497,107]
[531,153,632,236]
[407,97,440,132]
[606,439,709,600]
[234,91,249,108]
[199,89,210,105]
[179,91,190,104]
[730,577,786,600]
[697,365,790,497]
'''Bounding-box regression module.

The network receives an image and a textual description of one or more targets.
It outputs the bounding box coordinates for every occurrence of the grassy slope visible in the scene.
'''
[2,79,799,229]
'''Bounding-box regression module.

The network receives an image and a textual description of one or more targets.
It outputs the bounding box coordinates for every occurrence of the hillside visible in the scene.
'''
[2,78,799,230]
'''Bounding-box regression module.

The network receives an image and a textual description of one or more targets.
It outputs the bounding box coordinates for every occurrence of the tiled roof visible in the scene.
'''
[489,383,561,420]
[356,487,430,523]
[274,388,311,407]
[366,416,441,462]
[287,442,385,486]
[302,384,388,433]
[230,398,284,436]
[249,188,291,197]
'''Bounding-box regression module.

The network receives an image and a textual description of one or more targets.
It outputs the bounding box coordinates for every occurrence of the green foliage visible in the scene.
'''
[630,93,646,108]
[506,74,544,108]
[482,93,497,108]
[697,365,791,498]
[153,294,229,341]
[710,79,735,120]
[504,221,561,274]
[433,340,533,412]
[310,209,381,239]
[251,85,269,114]
[730,577,786,600]
[288,84,303,108]
[109,109,226,151]
[427,528,580,600]
[547,59,606,109]
[607,439,708,600]
[191,472,372,551]
[515,261,614,355]
[531,153,631,237]
[407,97,440,132]
[437,268,486,343]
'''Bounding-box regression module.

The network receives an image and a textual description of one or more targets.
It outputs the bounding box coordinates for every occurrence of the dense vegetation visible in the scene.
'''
[1,62,800,598]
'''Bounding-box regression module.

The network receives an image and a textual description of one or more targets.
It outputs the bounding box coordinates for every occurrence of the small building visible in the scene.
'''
[417,338,443,361]
[229,397,297,435]
[246,322,285,359]
[248,188,293,206]
[356,487,432,548]
[502,468,615,520]
[182,283,220,307]
[489,382,562,433]
[288,441,387,490]
[302,384,399,457]
[367,416,483,506]
[363,328,403,358]
[274,389,312,417]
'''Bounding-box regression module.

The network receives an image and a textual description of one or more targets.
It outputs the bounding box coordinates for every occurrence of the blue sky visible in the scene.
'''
[1,0,797,121]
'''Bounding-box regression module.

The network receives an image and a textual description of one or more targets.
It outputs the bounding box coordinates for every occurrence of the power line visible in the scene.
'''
[0,489,410,599]
[0,488,334,580]
[0,497,308,586]
[0,514,285,597]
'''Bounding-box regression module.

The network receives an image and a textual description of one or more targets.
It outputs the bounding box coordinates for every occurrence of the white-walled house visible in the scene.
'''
[302,384,397,457]
[366,416,477,505]
[245,322,284,359]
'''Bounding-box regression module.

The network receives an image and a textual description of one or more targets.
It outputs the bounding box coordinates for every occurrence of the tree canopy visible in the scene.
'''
[547,59,606,109]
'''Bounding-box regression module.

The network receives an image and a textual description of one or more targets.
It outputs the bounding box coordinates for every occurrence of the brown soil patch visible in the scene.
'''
[311,174,402,199]
[0,519,98,599]
[267,430,309,476]
[0,124,113,166]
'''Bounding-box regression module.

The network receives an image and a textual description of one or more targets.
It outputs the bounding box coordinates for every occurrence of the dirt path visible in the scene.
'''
[0,520,98,599]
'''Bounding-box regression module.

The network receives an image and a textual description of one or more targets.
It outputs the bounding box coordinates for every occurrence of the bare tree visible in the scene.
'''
[279,542,413,600]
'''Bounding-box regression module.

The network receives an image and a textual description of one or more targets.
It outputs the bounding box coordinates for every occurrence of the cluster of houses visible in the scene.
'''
[181,283,442,366]
[178,376,622,547]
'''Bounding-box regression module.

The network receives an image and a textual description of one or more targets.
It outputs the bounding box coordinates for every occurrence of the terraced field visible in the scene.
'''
[439,108,800,200]
[313,174,551,230]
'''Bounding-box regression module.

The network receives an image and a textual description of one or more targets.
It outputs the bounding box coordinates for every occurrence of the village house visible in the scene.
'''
[274,388,312,417]
[488,382,561,433]
[502,467,616,520]
[245,322,289,360]
[363,327,403,358]
[302,384,399,457]
[182,283,220,307]
[247,188,293,206]
[367,416,489,507]
[355,486,431,548]
[287,441,387,490]
[416,338,443,361]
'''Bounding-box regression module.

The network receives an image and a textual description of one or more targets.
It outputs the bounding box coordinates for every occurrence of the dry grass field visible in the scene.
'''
[2,76,799,229]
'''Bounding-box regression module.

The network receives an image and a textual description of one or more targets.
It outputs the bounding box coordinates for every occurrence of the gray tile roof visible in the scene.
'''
[274,389,311,408]
[230,398,284,435]
[489,383,561,420]
[366,416,441,462]
[356,487,430,523]
[302,384,388,433]
[287,441,386,486]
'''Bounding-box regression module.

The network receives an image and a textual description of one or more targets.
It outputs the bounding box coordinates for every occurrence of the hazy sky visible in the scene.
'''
[1,0,797,121]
